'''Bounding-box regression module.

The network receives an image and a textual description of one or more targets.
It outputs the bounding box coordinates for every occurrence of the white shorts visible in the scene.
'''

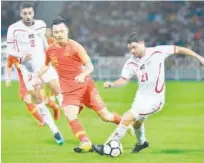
[130,94,165,121]
[20,67,41,91]
[21,65,58,91]
[41,66,58,83]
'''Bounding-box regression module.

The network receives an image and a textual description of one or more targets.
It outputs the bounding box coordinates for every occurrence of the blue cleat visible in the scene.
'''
[54,132,64,145]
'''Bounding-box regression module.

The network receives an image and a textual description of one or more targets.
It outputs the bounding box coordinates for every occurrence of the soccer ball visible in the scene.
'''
[103,140,123,157]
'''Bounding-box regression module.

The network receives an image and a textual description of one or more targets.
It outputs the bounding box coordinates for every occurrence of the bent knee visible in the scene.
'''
[23,94,32,104]
[63,105,79,121]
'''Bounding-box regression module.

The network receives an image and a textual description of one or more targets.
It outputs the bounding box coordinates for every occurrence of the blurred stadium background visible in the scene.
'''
[1,1,204,81]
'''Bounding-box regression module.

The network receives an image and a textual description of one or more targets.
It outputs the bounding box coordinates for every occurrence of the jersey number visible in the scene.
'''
[141,72,148,82]
[30,40,35,47]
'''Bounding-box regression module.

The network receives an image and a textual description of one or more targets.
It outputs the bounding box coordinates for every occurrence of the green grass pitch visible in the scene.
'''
[1,81,204,163]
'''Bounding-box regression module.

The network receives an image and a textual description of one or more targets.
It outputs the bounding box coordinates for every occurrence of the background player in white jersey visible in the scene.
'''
[92,32,204,155]
[6,2,63,144]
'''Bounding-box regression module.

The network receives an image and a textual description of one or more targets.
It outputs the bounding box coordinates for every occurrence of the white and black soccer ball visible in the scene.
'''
[103,140,123,157]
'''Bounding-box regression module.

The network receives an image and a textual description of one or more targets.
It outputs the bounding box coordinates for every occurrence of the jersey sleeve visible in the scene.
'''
[6,25,22,58]
[75,42,90,64]
[155,45,176,59]
[121,61,136,80]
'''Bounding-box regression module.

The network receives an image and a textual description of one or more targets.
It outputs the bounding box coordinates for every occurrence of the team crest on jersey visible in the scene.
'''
[140,64,145,70]
[28,34,34,38]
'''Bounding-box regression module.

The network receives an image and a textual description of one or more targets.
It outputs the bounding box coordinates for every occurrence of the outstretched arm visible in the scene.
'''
[175,46,204,65]
[104,77,129,88]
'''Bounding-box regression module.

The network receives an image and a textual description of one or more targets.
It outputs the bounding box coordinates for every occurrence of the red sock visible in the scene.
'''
[26,103,44,123]
[46,98,59,111]
[45,98,60,120]
[69,119,89,142]
[113,112,121,124]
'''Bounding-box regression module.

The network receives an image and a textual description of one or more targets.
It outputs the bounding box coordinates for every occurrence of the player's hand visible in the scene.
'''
[104,81,113,88]
[5,79,11,87]
[75,73,86,83]
[22,54,32,62]
[32,75,41,90]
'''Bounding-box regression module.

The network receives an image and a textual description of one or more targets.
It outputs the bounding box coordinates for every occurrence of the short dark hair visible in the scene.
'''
[20,2,35,10]
[127,32,144,44]
[51,17,68,28]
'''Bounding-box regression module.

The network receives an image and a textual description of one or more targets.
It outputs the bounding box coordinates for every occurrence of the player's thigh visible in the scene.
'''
[130,96,164,121]
[83,83,105,112]
[21,69,35,91]
[63,105,80,121]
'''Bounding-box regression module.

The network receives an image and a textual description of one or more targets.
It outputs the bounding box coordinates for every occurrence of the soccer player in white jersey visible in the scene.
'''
[92,32,204,155]
[6,2,63,145]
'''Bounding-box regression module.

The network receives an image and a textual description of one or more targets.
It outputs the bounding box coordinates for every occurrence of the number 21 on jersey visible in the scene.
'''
[141,72,148,82]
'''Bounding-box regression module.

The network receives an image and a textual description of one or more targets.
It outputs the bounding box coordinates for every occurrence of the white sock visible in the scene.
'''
[105,124,128,144]
[134,123,147,145]
[37,103,59,134]
[55,94,63,107]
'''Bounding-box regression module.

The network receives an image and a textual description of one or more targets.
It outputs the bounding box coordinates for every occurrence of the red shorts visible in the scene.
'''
[61,77,105,112]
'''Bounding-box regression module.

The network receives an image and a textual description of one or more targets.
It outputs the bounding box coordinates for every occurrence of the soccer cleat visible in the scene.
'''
[92,144,105,155]
[131,141,149,153]
[54,132,64,145]
[73,141,93,153]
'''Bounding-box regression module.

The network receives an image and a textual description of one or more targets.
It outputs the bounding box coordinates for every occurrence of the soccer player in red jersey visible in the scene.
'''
[38,18,122,153]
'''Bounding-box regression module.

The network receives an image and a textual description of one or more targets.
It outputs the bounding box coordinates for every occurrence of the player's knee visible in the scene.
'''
[133,120,143,129]
[23,94,32,104]
[63,105,79,121]
[121,111,134,126]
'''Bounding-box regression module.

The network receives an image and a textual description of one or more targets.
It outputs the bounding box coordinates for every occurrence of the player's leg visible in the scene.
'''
[63,104,93,153]
[44,95,60,120]
[47,79,63,106]
[31,88,64,145]
[21,67,63,144]
[18,76,44,126]
[131,120,149,153]
[42,66,63,106]
[22,93,45,126]
[83,81,121,124]
[92,94,151,154]
[92,110,135,155]
[131,98,164,153]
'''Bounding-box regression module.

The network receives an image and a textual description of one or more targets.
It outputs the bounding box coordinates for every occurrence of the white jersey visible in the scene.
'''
[121,45,175,99]
[6,20,47,72]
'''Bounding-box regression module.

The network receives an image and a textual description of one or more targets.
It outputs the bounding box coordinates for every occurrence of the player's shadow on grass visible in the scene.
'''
[153,149,204,154]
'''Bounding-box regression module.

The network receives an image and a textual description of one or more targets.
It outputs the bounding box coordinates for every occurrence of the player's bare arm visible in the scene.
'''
[104,77,129,88]
[175,46,204,65]
[75,61,94,83]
